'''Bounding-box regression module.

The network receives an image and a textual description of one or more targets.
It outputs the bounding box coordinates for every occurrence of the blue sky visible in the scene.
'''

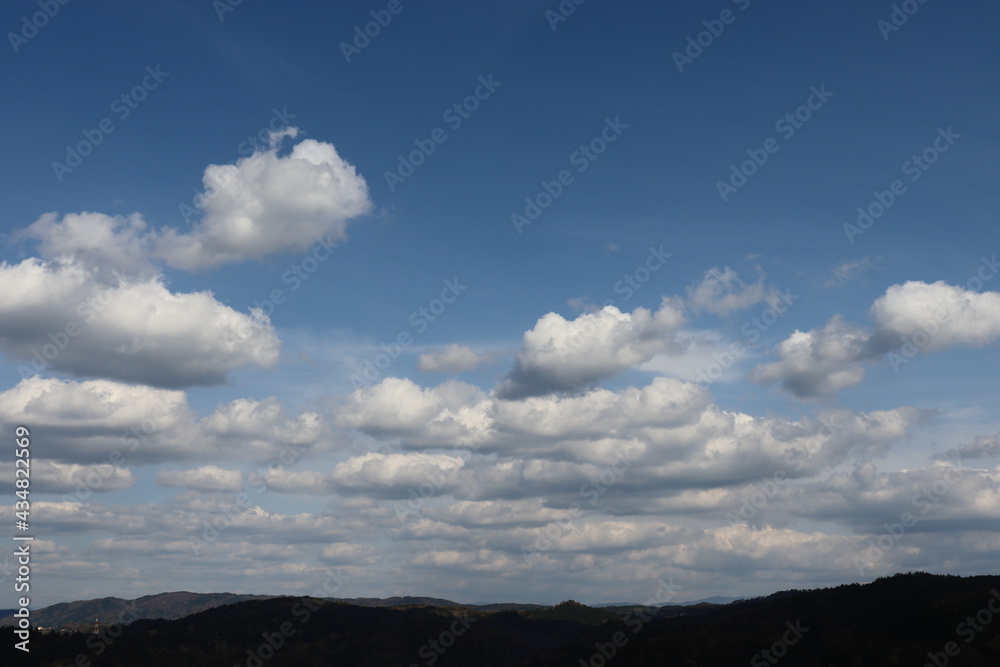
[1,0,999,608]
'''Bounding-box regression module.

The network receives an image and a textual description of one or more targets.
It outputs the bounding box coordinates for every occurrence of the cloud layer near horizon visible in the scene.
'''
[1,131,998,609]
[4,367,997,605]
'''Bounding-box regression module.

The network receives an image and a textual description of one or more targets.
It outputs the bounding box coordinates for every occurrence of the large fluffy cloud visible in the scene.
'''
[334,377,489,439]
[752,281,1000,399]
[0,254,279,388]
[3,131,375,386]
[748,316,870,399]
[330,452,466,498]
[198,396,329,459]
[499,376,706,428]
[332,376,926,499]
[154,130,371,270]
[0,460,135,495]
[869,280,1000,351]
[0,377,329,465]
[497,297,686,399]
[16,212,153,279]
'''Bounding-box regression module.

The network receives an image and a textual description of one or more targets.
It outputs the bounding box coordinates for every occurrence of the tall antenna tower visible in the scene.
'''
[93,617,99,634]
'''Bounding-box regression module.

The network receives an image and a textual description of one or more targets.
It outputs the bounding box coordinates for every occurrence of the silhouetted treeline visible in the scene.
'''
[7,572,1000,666]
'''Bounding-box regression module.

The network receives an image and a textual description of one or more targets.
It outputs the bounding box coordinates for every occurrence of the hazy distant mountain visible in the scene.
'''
[469,602,548,613]
[0,591,275,630]
[7,573,1000,666]
[593,595,745,607]
[334,595,464,608]
[667,595,745,605]
[1,592,734,630]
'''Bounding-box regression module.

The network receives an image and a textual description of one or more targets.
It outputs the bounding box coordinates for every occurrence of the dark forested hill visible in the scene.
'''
[7,573,1000,666]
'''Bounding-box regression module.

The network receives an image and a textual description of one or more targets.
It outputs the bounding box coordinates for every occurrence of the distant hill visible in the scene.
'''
[0,591,275,630]
[593,595,744,607]
[470,602,548,613]
[666,595,745,605]
[334,595,464,608]
[520,599,622,625]
[0,592,728,630]
[6,573,1000,666]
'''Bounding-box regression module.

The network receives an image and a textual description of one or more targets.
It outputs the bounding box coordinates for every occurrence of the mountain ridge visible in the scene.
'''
[7,573,1000,666]
[0,590,737,629]
[0,591,277,630]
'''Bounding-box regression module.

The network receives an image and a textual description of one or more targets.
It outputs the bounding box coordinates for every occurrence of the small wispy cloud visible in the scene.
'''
[824,257,877,288]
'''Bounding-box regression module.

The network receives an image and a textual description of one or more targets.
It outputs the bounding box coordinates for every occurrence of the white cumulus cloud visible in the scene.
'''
[0,256,279,388]
[751,280,1000,399]
[870,280,1000,351]
[331,452,466,498]
[0,377,328,465]
[154,130,371,270]
[497,297,686,399]
[748,316,870,399]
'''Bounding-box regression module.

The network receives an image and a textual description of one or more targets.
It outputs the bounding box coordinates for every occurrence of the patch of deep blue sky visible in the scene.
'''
[2,0,998,420]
